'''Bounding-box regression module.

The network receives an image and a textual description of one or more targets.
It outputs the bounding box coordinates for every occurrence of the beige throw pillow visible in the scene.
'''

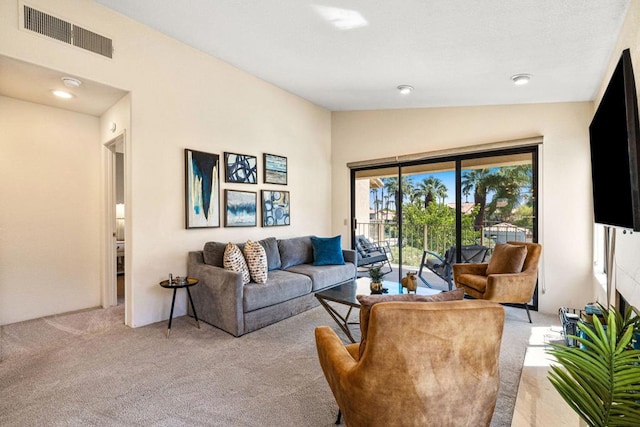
[223,243,251,285]
[486,243,527,275]
[244,240,268,284]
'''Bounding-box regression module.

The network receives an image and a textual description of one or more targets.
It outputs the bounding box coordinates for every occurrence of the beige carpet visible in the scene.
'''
[0,302,559,426]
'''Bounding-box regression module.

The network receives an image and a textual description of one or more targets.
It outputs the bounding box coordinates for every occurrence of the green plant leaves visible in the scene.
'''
[547,308,640,426]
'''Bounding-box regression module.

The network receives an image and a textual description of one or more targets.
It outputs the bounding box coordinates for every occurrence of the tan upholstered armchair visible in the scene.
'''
[315,300,505,426]
[452,241,542,322]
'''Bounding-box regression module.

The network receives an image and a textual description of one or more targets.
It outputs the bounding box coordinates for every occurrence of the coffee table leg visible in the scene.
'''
[167,287,177,338]
[316,297,357,343]
[186,287,200,329]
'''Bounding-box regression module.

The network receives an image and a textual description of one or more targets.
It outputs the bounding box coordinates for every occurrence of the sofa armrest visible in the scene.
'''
[342,249,357,279]
[187,251,245,336]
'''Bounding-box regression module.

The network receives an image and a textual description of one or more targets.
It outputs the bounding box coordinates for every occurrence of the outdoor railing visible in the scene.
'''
[355,221,532,267]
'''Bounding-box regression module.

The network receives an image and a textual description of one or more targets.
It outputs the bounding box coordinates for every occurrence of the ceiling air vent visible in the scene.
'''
[23,5,113,59]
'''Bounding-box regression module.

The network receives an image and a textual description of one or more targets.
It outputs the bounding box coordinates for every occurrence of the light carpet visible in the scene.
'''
[0,302,559,426]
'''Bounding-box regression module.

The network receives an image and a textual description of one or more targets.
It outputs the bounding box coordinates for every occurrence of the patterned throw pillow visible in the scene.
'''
[244,240,268,284]
[223,243,251,285]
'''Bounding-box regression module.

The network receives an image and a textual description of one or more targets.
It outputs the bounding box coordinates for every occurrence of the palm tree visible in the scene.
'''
[461,169,500,229]
[370,187,380,221]
[462,166,532,228]
[486,165,532,222]
[417,176,448,208]
[401,177,415,206]
[381,177,398,222]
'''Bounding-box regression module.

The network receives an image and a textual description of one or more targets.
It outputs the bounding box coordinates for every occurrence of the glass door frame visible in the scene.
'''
[350,144,539,310]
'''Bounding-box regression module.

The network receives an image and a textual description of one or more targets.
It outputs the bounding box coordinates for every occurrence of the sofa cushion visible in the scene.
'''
[223,243,251,285]
[285,263,354,291]
[203,241,227,267]
[486,243,527,275]
[259,237,282,271]
[244,240,268,284]
[204,238,279,270]
[278,236,314,269]
[356,288,465,358]
[311,235,345,266]
[243,270,312,312]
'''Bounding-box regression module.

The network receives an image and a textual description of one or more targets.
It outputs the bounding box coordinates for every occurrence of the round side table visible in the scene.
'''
[159,277,200,338]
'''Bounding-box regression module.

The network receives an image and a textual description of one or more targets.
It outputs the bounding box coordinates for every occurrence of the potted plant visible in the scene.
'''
[368,266,387,294]
[547,305,640,426]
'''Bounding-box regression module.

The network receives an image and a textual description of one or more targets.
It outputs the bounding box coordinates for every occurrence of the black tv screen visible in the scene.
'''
[589,49,640,231]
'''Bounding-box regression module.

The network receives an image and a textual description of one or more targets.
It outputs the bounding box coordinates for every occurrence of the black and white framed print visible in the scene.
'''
[224,152,258,184]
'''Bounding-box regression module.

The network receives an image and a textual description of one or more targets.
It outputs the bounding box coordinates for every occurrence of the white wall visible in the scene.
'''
[331,102,595,314]
[0,0,331,327]
[0,96,102,324]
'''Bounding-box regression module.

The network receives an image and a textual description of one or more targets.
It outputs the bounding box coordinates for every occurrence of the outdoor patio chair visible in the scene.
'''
[354,235,392,274]
[418,244,489,290]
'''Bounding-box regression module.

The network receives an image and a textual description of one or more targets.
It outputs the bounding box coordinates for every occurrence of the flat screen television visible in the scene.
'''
[589,48,640,231]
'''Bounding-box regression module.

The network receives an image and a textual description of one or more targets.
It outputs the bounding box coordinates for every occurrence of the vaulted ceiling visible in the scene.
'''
[94,0,631,111]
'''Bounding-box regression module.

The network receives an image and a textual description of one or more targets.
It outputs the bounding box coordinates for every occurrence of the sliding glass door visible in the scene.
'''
[351,146,538,307]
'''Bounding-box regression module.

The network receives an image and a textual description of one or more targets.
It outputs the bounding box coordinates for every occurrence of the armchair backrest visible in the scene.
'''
[506,240,542,274]
[343,300,505,426]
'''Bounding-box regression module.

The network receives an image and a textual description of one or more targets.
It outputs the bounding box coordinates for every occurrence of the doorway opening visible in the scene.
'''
[104,134,126,308]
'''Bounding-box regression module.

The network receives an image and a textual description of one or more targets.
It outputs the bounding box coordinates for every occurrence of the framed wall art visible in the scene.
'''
[224,152,257,184]
[261,190,290,227]
[263,153,287,185]
[185,149,220,228]
[224,190,257,227]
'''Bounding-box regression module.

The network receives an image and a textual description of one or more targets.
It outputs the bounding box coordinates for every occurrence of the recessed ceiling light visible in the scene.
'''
[397,85,414,95]
[511,74,532,85]
[62,77,82,88]
[313,6,368,30]
[52,90,74,99]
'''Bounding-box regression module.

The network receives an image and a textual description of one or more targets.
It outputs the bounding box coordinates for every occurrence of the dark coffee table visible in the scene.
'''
[315,277,441,343]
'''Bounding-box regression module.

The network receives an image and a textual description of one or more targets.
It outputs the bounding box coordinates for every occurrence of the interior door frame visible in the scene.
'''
[103,132,126,310]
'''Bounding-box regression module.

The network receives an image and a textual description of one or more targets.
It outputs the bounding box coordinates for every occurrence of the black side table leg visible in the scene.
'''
[335,409,342,425]
[167,287,177,338]
[186,287,200,329]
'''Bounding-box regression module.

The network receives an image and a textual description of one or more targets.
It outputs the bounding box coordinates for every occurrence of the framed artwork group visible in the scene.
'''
[184,149,289,229]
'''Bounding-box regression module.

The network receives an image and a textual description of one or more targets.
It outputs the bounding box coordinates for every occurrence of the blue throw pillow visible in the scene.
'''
[311,235,345,266]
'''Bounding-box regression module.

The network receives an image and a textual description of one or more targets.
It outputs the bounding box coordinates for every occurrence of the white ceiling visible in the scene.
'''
[0,1,630,115]
[0,56,127,116]
[92,0,631,111]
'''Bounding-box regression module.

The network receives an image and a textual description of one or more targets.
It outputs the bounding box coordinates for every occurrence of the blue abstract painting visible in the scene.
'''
[224,190,257,227]
[262,190,290,227]
[264,153,287,185]
[185,149,220,228]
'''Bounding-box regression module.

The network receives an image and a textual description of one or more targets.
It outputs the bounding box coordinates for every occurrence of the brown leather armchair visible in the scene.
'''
[315,300,505,426]
[452,241,542,322]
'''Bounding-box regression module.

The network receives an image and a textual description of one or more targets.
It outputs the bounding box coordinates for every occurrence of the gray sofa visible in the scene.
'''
[187,236,356,337]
